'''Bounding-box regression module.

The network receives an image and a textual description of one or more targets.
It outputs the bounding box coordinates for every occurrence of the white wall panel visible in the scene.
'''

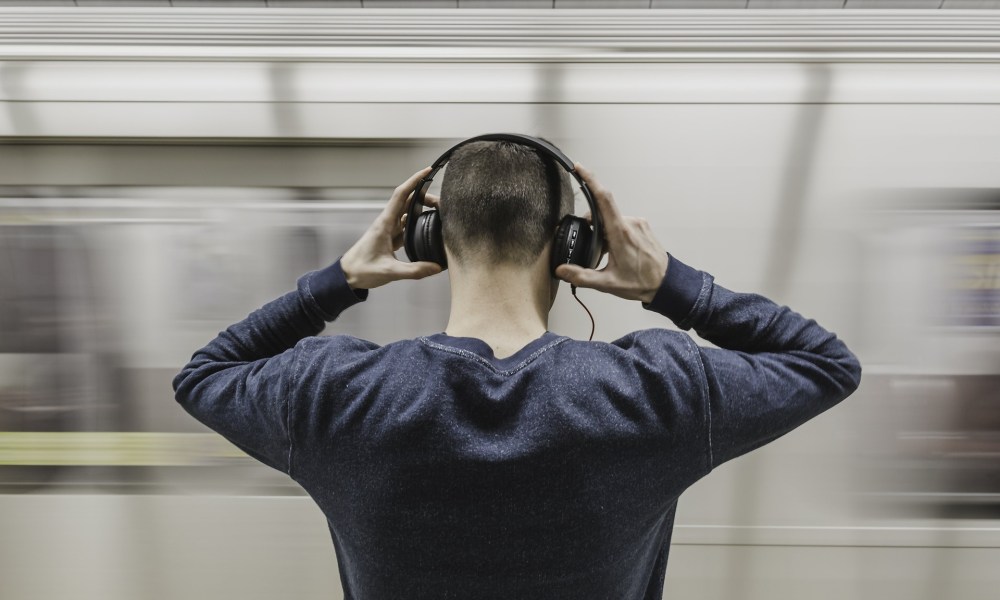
[171,0,267,5]
[77,1,171,5]
[944,0,1000,6]
[4,62,1000,107]
[652,0,746,6]
[459,0,552,6]
[750,0,845,6]
[847,0,942,6]
[266,0,362,6]
[364,0,457,6]
[556,0,649,6]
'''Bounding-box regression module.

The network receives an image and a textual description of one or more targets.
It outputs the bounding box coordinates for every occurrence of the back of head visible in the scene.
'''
[439,140,574,267]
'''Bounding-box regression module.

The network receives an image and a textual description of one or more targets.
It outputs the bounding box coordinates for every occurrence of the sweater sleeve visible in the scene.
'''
[171,258,367,474]
[644,253,862,469]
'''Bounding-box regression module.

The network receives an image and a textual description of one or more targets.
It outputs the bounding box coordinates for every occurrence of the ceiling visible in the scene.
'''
[0,0,998,9]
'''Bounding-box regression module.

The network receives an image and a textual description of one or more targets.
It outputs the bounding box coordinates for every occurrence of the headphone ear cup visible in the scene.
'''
[413,209,448,268]
[550,215,594,276]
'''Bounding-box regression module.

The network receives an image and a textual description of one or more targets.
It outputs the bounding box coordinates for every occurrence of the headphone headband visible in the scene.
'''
[404,133,603,271]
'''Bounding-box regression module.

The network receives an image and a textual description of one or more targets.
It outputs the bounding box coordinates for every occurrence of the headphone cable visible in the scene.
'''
[570,284,595,341]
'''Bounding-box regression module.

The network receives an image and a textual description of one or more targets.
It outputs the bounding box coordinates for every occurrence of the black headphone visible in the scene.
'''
[403,133,604,277]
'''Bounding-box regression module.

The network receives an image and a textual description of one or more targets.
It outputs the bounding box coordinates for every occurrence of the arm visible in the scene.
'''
[643,254,861,468]
[172,167,442,474]
[171,260,366,473]
[556,164,862,470]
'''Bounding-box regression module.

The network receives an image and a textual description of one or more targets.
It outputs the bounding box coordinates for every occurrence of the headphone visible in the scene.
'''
[403,133,604,277]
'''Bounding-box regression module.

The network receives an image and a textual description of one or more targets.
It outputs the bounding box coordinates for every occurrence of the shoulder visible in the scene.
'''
[297,333,379,352]
[555,328,698,360]
[545,328,703,380]
[611,327,697,351]
[293,334,428,371]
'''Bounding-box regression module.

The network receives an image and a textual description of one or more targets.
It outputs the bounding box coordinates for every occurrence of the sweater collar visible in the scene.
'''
[423,330,563,370]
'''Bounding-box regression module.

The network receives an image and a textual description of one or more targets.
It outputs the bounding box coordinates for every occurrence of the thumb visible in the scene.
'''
[554,264,606,290]
[391,261,443,281]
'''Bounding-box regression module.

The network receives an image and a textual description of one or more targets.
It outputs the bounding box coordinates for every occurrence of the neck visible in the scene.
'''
[445,257,553,359]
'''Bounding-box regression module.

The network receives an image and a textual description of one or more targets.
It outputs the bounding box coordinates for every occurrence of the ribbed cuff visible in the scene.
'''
[642,253,704,324]
[305,258,368,320]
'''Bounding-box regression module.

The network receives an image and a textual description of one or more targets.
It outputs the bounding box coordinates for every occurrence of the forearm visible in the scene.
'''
[173,258,366,392]
[168,160,429,474]
[644,254,857,366]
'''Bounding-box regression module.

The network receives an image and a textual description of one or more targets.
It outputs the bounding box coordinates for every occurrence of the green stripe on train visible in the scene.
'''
[0,432,248,466]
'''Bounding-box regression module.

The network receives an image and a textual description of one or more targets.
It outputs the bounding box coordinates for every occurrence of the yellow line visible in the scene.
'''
[0,432,248,466]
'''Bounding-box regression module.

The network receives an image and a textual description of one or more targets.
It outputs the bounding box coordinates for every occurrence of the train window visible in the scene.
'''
[0,226,61,354]
[944,226,1000,328]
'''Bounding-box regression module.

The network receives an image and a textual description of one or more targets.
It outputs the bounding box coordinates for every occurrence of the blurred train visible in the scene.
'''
[1,6,1000,600]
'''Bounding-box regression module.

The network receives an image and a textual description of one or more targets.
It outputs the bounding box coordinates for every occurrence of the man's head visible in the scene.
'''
[438,140,575,268]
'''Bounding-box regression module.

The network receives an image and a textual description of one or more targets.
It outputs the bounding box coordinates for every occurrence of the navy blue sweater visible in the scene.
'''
[173,254,861,600]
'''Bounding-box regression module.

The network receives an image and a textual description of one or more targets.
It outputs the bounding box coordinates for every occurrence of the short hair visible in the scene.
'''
[438,140,575,267]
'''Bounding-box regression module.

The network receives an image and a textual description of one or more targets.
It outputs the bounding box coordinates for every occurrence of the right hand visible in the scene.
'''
[340,167,443,290]
[554,164,669,304]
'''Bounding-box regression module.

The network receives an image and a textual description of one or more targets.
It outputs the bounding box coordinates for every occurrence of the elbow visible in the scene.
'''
[846,356,863,394]
[172,363,215,427]
[836,346,863,397]
[819,331,862,396]
[172,366,192,407]
[815,336,862,400]
[171,352,215,408]
[172,360,205,409]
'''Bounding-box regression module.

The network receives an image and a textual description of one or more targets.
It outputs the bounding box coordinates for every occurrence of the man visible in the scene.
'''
[173,139,861,599]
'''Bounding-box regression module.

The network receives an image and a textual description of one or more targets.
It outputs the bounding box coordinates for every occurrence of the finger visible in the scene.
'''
[581,211,609,260]
[388,260,443,281]
[380,166,432,225]
[596,246,609,267]
[389,215,407,249]
[423,193,440,209]
[554,263,611,291]
[574,162,622,227]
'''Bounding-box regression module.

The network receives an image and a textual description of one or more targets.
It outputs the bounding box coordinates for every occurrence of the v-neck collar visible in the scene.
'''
[420,330,565,373]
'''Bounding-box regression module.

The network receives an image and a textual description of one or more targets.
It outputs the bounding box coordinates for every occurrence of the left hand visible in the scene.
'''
[340,167,444,290]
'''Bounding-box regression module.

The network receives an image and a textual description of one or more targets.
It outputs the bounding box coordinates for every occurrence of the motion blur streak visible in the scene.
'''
[1,6,999,600]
